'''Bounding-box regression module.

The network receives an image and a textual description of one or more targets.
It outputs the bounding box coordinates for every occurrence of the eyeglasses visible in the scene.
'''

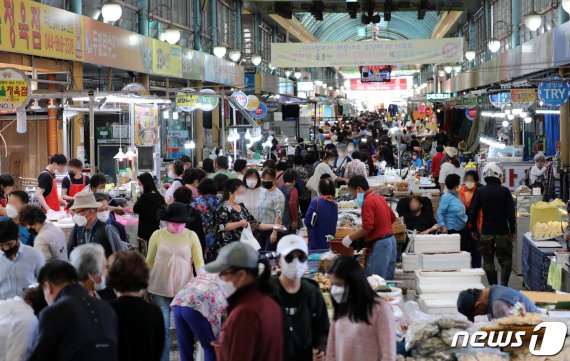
[284,253,308,263]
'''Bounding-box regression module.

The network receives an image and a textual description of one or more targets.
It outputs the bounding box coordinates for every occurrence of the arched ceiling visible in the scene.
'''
[299,12,441,42]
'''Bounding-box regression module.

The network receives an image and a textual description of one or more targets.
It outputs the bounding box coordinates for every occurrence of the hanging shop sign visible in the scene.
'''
[265,100,280,112]
[231,92,248,109]
[462,96,478,108]
[0,0,85,61]
[198,89,219,112]
[0,68,31,113]
[251,103,268,120]
[466,107,477,120]
[426,93,451,101]
[176,89,198,112]
[245,95,260,111]
[204,53,244,86]
[134,106,159,146]
[350,78,407,91]
[538,78,570,107]
[489,92,511,108]
[271,38,463,68]
[84,18,152,74]
[297,82,315,92]
[510,89,537,109]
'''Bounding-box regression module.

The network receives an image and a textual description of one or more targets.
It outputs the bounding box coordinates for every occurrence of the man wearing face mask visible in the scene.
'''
[0,219,44,300]
[37,153,67,212]
[0,190,33,246]
[70,243,109,298]
[342,176,397,279]
[19,205,67,262]
[67,192,127,258]
[272,235,329,361]
[332,144,352,178]
[29,260,119,361]
[94,193,128,244]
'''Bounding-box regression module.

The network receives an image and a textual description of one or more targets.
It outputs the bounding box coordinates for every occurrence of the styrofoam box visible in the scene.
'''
[415,269,485,294]
[402,253,419,272]
[418,298,466,316]
[419,251,471,271]
[417,282,485,294]
[412,234,461,254]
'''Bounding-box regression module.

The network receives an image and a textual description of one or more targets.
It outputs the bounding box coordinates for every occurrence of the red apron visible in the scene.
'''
[68,175,87,197]
[0,195,7,208]
[41,171,60,212]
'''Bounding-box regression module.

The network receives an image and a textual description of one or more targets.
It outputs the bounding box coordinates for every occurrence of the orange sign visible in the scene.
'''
[84,18,152,73]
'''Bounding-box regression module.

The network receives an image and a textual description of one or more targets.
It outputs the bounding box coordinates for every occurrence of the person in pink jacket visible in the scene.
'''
[326,256,396,361]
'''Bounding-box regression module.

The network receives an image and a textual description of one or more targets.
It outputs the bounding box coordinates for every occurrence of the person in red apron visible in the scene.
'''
[36,154,67,213]
[0,174,14,216]
[61,158,90,202]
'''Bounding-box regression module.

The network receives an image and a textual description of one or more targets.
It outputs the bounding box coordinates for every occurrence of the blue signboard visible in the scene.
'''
[488,92,511,108]
[251,103,268,119]
[244,73,256,94]
[538,77,570,107]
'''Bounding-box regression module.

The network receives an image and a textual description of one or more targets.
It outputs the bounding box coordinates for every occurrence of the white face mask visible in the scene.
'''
[97,210,110,223]
[168,171,176,179]
[234,194,246,204]
[246,179,258,189]
[280,258,308,280]
[465,181,475,190]
[218,279,237,298]
[5,204,17,218]
[93,275,106,291]
[72,214,88,227]
[330,285,346,304]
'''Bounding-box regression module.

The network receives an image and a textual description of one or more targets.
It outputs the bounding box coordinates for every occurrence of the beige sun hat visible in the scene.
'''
[69,192,102,210]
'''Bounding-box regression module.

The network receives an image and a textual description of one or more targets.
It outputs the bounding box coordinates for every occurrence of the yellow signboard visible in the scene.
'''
[0,0,84,61]
[152,39,183,77]
[0,68,30,113]
[176,92,199,112]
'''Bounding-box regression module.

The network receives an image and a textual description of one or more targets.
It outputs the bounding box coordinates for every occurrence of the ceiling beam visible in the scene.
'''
[431,10,463,38]
[269,14,320,42]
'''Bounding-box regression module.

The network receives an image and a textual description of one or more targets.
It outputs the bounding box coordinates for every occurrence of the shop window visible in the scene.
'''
[473,6,487,54]
[242,15,255,57]
[260,22,273,63]
[217,0,237,49]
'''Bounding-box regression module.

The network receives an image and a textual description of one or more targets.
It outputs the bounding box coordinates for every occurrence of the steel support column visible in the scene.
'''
[193,0,202,51]
[211,0,218,52]
[137,0,149,36]
[512,0,521,48]
[236,0,243,50]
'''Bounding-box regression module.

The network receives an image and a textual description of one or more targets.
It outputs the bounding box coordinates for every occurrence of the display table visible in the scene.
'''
[521,234,564,291]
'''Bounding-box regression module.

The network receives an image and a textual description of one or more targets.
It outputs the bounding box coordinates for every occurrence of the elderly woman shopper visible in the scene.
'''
[146,202,204,361]
[171,273,228,361]
[304,178,339,250]
[191,178,221,260]
[108,251,165,361]
[307,152,347,197]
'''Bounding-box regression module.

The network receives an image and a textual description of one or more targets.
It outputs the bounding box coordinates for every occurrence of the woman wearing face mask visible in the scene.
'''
[205,242,283,361]
[242,169,262,219]
[437,174,467,238]
[19,204,67,262]
[146,202,204,361]
[306,152,347,199]
[214,179,281,256]
[439,147,464,192]
[257,169,285,251]
[0,173,14,216]
[459,170,483,267]
[529,152,547,191]
[133,173,166,254]
[304,178,339,250]
[402,195,438,235]
[410,147,425,169]
[326,256,396,361]
[272,235,329,361]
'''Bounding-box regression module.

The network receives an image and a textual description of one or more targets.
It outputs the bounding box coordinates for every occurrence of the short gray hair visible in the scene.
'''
[70,244,106,281]
[534,152,546,162]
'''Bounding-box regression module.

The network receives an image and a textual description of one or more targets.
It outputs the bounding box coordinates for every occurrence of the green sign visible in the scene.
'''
[427,93,451,100]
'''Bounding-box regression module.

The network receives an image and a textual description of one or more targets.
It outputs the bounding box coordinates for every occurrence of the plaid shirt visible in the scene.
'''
[257,188,285,224]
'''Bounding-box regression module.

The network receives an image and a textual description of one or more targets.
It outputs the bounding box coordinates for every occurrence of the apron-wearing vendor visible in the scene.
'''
[61,158,90,201]
[36,154,67,212]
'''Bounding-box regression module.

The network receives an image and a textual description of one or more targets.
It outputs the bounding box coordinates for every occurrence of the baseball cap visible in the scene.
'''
[457,289,479,322]
[204,242,259,274]
[179,155,192,163]
[277,235,308,257]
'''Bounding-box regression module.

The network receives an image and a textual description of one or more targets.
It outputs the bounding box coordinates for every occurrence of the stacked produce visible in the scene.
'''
[533,221,568,239]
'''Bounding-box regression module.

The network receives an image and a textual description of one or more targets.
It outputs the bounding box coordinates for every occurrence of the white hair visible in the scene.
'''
[69,243,106,281]
[534,152,546,162]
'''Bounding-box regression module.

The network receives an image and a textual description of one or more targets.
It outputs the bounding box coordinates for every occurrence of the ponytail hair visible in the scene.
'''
[450,157,460,168]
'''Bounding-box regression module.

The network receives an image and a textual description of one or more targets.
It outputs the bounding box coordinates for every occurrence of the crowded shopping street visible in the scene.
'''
[4,0,570,360]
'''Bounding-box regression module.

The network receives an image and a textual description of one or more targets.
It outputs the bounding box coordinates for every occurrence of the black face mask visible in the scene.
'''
[262,181,274,190]
[2,242,19,258]
[28,228,38,236]
[68,171,75,177]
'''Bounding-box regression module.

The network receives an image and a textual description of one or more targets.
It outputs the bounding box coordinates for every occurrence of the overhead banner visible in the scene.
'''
[84,18,152,73]
[0,0,85,61]
[0,68,30,113]
[152,39,183,77]
[271,38,463,67]
[350,78,408,91]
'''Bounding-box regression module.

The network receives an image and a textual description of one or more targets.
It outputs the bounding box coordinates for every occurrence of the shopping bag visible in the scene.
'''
[240,225,261,250]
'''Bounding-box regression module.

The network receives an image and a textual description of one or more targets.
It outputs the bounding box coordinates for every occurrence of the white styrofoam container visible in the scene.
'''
[402,253,419,272]
[419,298,465,316]
[419,251,472,271]
[417,282,485,294]
[412,234,461,254]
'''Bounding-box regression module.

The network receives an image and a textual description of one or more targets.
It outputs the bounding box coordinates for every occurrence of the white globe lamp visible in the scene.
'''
[524,12,542,31]
[164,28,181,44]
[101,2,122,22]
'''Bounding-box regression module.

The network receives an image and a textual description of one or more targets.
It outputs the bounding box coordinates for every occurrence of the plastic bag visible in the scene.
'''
[240,225,261,250]
[405,321,440,351]
[403,301,434,325]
